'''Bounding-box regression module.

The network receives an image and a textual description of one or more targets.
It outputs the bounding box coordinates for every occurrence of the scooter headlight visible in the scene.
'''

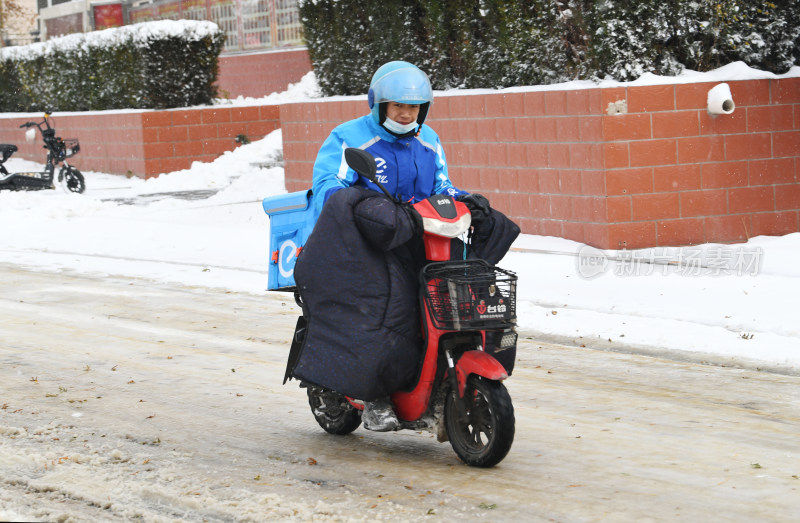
[421,213,471,238]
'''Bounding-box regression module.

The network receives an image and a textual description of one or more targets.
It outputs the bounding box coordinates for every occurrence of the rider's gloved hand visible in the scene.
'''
[401,203,424,236]
[457,193,492,222]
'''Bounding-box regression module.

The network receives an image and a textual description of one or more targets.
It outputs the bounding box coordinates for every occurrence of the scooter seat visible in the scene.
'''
[0,144,18,163]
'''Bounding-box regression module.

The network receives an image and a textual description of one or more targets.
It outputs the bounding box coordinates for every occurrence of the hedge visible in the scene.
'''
[299,0,800,96]
[0,20,225,112]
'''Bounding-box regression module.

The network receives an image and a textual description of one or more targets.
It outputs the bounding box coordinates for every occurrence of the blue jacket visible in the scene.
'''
[311,115,466,215]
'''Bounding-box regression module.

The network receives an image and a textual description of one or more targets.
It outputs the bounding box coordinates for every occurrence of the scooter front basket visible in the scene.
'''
[422,260,517,330]
[62,139,80,158]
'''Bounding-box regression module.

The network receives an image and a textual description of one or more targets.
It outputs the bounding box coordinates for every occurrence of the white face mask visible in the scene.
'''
[383,117,418,135]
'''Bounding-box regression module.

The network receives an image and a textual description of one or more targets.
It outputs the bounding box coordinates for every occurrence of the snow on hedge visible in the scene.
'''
[0,20,225,112]
[0,20,221,61]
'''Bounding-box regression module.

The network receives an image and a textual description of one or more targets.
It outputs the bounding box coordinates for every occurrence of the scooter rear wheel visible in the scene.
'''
[445,375,515,467]
[307,387,362,435]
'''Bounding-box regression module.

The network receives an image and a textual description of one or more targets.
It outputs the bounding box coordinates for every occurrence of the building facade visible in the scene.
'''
[1,0,38,46]
[35,0,303,53]
[126,0,302,53]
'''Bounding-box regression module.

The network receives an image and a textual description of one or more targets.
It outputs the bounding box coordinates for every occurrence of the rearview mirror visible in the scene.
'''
[344,148,377,182]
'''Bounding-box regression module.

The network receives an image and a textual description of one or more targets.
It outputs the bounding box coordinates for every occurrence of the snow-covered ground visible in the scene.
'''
[1,62,799,375]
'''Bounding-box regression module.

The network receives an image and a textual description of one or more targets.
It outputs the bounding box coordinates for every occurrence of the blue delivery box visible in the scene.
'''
[262,190,317,291]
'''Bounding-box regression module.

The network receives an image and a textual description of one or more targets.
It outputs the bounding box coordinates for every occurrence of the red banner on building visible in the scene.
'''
[93,3,124,31]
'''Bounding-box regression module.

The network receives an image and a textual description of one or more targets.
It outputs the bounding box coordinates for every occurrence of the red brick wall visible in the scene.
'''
[217,48,312,99]
[137,106,280,176]
[3,75,796,250]
[601,79,800,248]
[282,77,800,249]
[433,90,608,247]
[1,106,280,178]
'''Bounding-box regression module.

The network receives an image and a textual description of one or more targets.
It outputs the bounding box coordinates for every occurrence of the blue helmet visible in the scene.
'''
[367,61,433,126]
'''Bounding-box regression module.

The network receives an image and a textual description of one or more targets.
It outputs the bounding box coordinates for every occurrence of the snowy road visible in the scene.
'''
[1,265,798,522]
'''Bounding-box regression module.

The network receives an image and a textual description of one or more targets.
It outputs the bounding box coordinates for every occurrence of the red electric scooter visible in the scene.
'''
[289,148,517,467]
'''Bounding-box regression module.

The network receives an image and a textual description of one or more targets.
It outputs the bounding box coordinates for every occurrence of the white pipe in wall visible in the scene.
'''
[707,82,735,115]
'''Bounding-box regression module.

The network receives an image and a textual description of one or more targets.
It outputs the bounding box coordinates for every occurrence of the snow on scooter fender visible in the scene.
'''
[285,147,518,467]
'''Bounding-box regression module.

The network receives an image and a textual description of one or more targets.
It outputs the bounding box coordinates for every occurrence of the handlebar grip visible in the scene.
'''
[19,122,34,128]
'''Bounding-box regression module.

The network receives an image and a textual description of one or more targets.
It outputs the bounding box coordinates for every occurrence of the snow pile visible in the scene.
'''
[217,71,323,106]
[507,233,800,373]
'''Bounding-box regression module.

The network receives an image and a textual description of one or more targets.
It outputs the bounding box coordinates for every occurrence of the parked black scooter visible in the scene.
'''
[0,113,85,193]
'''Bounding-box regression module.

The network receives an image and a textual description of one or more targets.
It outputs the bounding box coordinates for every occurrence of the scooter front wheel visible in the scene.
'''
[62,167,85,194]
[445,375,515,467]
[307,387,361,435]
